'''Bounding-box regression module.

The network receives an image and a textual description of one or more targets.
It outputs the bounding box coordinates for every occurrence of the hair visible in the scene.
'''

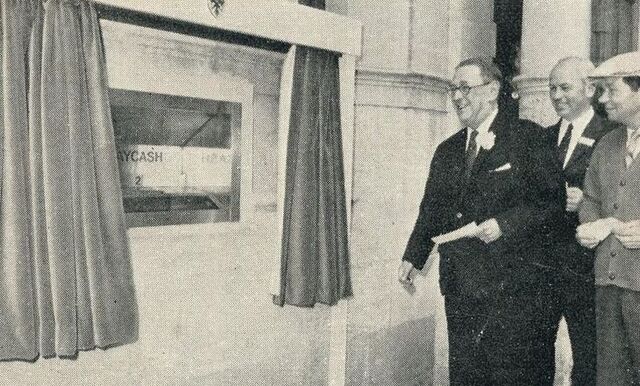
[456,57,503,84]
[622,76,640,92]
[552,56,595,81]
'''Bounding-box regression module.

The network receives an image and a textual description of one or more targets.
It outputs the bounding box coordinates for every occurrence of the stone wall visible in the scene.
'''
[341,0,496,384]
[346,81,451,384]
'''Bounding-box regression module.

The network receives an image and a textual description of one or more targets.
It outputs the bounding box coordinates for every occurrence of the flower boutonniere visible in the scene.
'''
[476,131,496,151]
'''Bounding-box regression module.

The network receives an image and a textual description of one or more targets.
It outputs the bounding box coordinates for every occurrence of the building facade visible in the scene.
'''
[3,0,638,385]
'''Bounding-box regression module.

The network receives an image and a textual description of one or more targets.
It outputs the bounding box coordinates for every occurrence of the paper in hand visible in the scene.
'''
[432,222,480,245]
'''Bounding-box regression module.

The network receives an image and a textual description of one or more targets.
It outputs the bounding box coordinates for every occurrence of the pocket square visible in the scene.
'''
[490,163,512,172]
[578,137,595,147]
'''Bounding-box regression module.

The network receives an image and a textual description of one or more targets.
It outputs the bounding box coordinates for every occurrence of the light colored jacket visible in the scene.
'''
[581,127,640,290]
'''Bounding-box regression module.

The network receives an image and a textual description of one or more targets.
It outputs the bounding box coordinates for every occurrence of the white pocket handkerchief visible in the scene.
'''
[578,137,595,147]
[491,163,512,172]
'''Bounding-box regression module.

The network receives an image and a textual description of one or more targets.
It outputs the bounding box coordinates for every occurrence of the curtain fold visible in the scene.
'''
[1,0,137,360]
[591,0,639,65]
[276,45,352,307]
[300,0,325,8]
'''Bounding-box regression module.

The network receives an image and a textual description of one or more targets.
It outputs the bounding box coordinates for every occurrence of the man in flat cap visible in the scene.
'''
[543,56,617,386]
[578,50,640,385]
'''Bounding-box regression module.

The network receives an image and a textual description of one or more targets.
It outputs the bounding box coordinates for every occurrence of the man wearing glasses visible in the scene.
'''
[398,57,565,385]
[578,51,640,385]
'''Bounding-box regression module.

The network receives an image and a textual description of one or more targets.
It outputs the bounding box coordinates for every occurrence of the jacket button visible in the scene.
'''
[456,212,462,219]
[614,203,619,210]
[611,251,617,257]
[609,273,616,280]
[621,180,626,186]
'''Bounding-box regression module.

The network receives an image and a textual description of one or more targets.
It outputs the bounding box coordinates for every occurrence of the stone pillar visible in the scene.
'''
[516,0,592,126]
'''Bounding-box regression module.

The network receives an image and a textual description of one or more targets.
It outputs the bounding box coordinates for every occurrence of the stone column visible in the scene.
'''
[515,0,592,126]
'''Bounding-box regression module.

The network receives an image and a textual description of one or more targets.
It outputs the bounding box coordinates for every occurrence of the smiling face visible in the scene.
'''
[450,65,499,129]
[599,78,640,127]
[548,62,595,120]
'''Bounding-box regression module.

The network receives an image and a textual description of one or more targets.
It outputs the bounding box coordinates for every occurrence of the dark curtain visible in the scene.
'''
[0,0,138,360]
[591,0,639,65]
[275,34,352,305]
[300,0,325,9]
[493,0,523,121]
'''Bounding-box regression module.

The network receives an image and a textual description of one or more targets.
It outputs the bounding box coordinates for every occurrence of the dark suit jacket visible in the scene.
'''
[543,114,617,280]
[402,113,565,299]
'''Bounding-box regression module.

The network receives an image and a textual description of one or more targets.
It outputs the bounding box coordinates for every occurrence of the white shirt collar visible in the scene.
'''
[557,108,594,167]
[558,108,594,144]
[627,126,640,142]
[475,108,498,136]
[467,108,498,149]
[627,126,640,161]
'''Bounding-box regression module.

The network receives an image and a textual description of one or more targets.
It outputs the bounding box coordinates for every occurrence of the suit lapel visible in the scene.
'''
[564,114,602,171]
[447,128,468,182]
[613,128,629,174]
[548,120,561,144]
[452,128,467,169]
[469,113,510,176]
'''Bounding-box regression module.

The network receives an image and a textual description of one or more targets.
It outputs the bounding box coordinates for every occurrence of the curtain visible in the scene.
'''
[275,42,352,307]
[274,0,351,307]
[0,0,138,360]
[300,0,325,8]
[591,0,639,65]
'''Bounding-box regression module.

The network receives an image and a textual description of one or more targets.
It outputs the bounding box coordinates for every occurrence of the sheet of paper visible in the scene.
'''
[432,222,480,245]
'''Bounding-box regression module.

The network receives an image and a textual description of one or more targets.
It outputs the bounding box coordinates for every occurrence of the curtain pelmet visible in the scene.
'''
[299,0,325,9]
[1,0,137,360]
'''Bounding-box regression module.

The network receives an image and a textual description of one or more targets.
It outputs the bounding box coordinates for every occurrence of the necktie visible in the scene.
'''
[626,130,640,167]
[558,123,573,166]
[465,129,478,178]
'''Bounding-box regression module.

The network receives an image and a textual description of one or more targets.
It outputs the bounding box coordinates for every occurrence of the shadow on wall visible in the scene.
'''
[347,315,436,385]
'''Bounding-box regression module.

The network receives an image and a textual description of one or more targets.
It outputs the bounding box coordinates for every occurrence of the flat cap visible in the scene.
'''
[590,51,640,78]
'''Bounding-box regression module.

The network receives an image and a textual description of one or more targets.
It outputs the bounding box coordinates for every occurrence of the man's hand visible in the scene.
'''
[576,232,601,249]
[576,218,620,249]
[398,260,415,286]
[566,187,583,212]
[614,220,640,249]
[477,218,502,244]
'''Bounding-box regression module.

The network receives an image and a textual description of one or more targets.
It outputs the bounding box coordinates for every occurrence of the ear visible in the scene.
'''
[583,80,596,98]
[486,80,500,101]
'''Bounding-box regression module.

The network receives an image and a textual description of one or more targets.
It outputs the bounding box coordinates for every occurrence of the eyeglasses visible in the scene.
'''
[448,81,492,96]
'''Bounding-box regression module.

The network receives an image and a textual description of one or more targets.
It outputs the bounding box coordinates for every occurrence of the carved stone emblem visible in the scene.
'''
[207,0,225,17]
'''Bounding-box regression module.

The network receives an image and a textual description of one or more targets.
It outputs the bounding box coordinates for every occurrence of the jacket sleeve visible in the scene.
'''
[579,141,604,224]
[493,124,566,252]
[401,145,446,270]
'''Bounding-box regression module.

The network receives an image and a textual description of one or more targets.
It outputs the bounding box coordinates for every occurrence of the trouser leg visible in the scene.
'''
[596,286,633,386]
[564,278,597,386]
[620,288,640,385]
[483,291,555,386]
[444,295,490,386]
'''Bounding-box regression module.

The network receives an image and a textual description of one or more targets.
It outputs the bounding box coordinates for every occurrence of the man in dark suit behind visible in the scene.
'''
[543,56,617,386]
[398,57,565,385]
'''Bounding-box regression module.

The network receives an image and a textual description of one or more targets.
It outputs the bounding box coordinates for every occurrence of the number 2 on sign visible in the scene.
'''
[134,176,142,186]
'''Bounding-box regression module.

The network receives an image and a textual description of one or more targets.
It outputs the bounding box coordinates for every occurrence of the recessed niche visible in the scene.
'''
[110,89,242,227]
